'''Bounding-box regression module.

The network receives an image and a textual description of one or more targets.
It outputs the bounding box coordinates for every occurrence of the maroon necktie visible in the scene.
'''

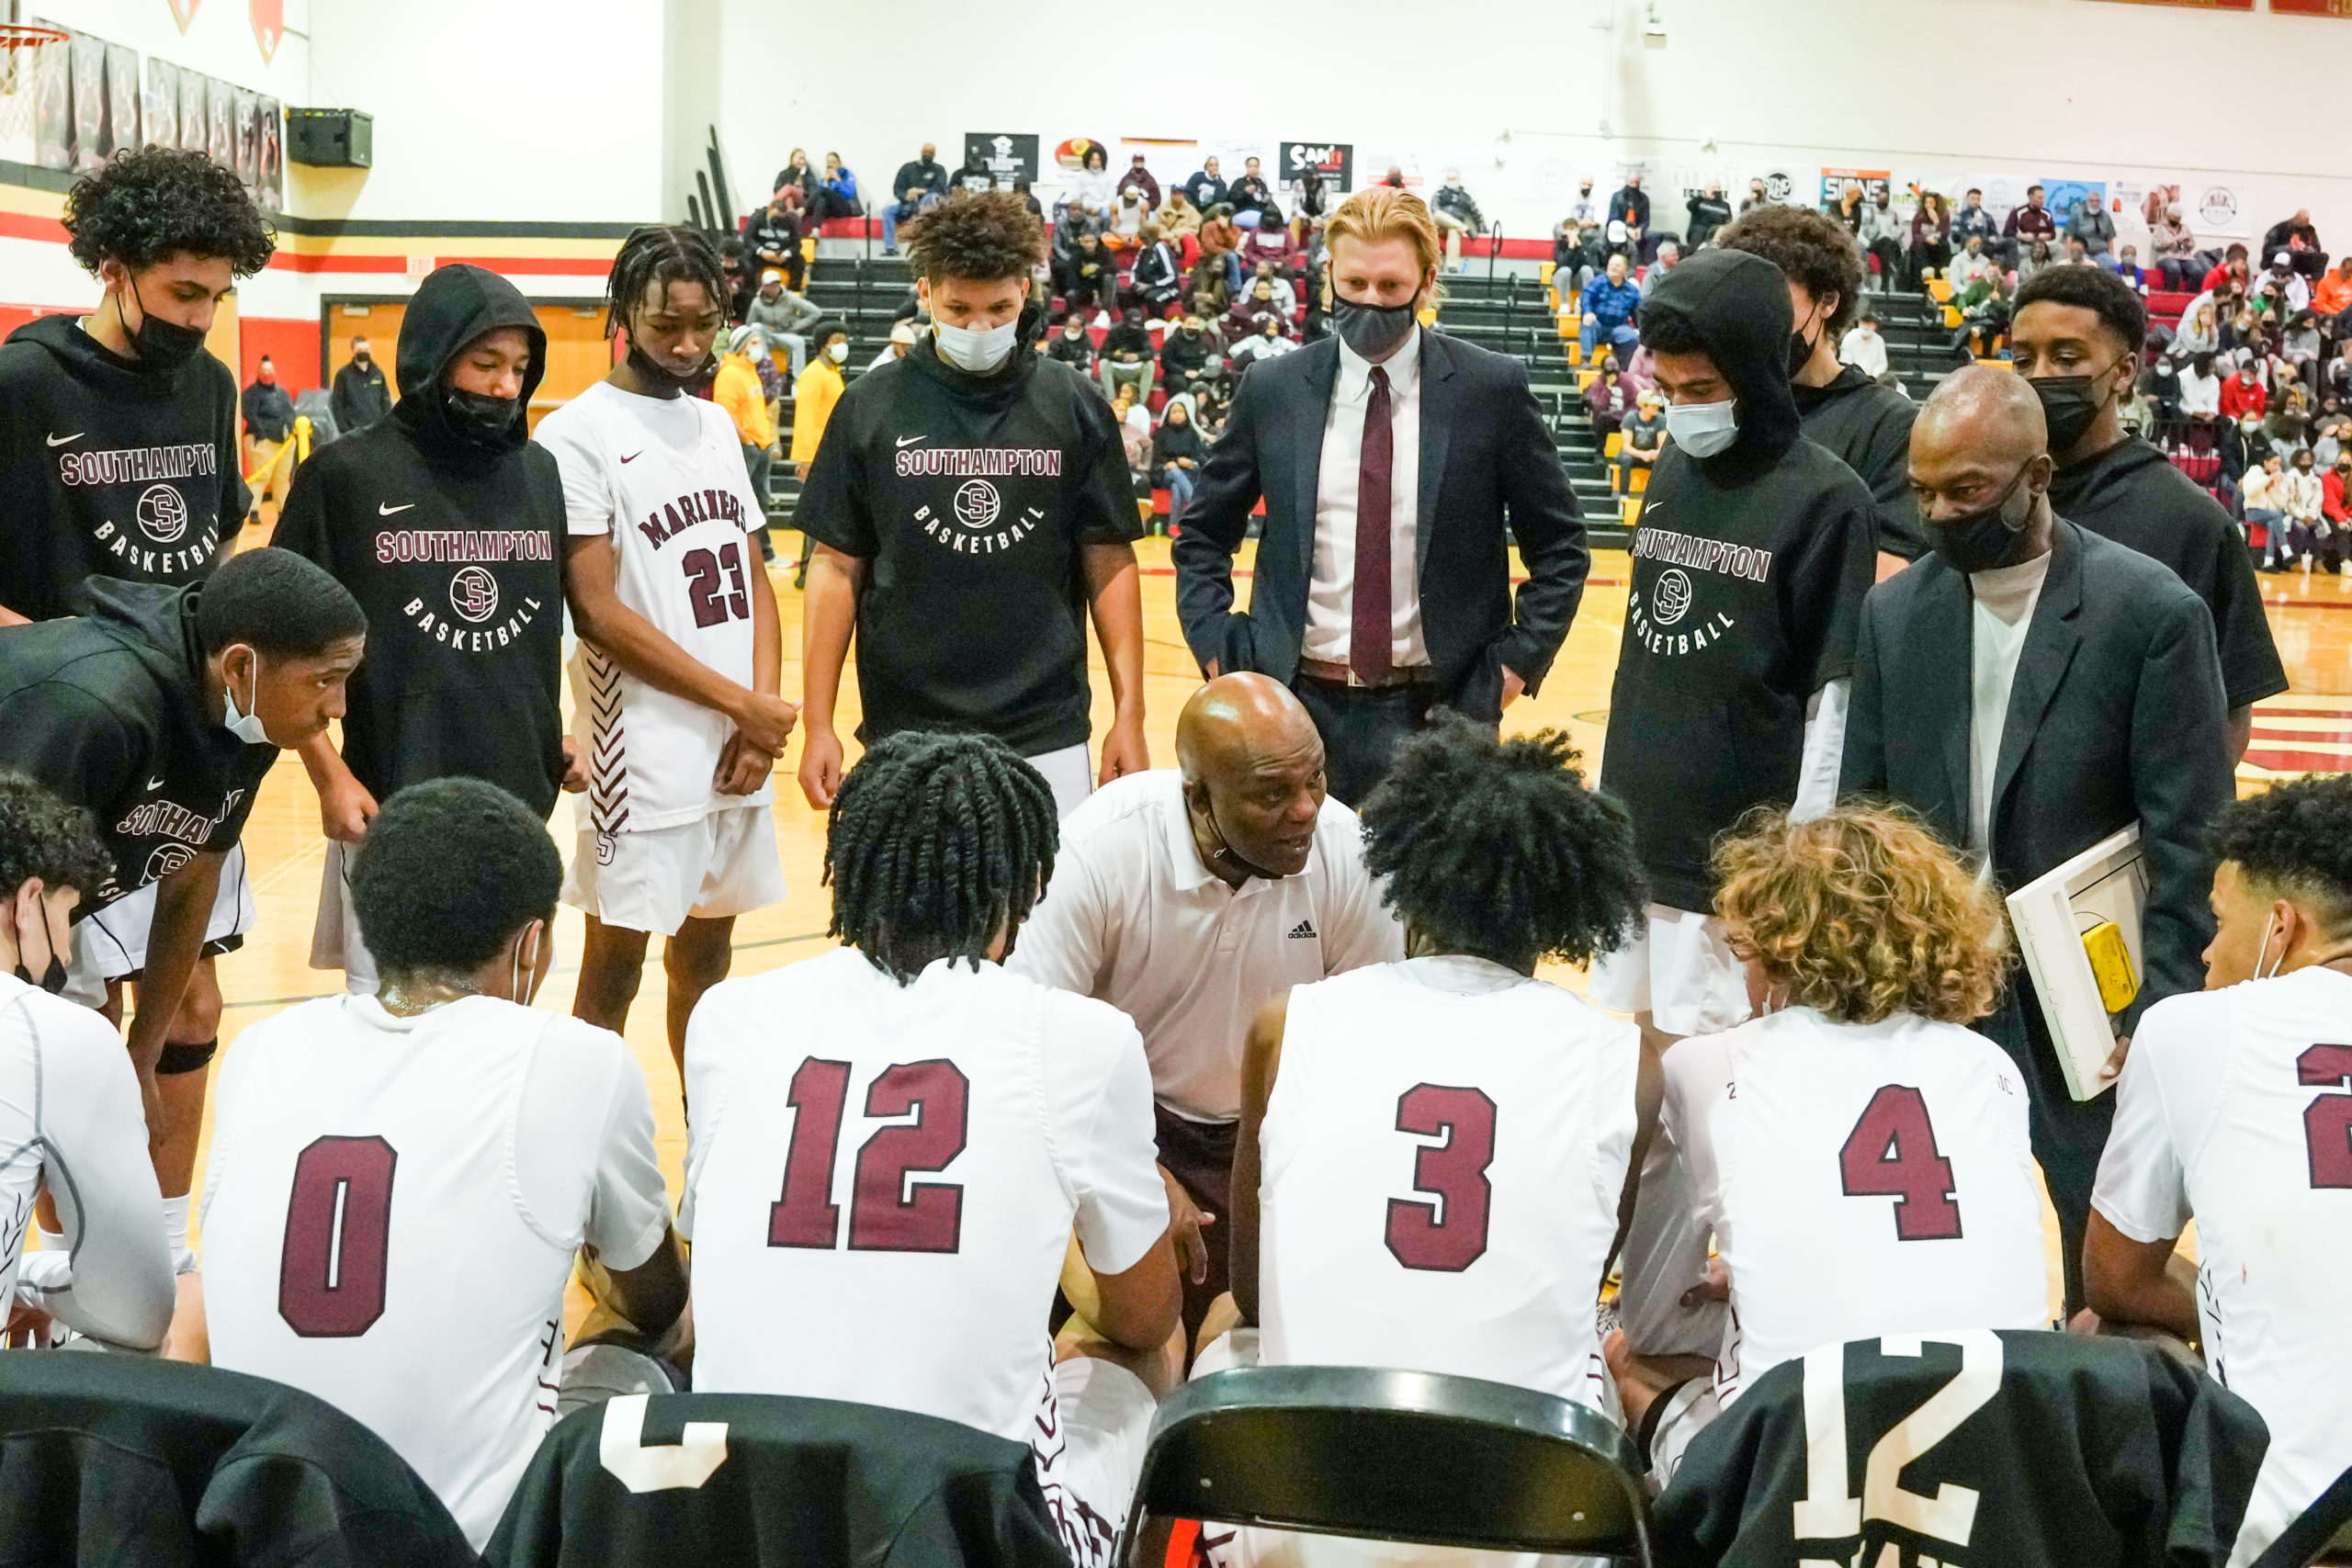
[1351,365,1395,686]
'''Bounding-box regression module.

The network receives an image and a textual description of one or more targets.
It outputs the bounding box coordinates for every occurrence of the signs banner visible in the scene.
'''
[964,132,1037,188]
[2191,182,2253,237]
[1820,166,1890,208]
[1279,141,1352,196]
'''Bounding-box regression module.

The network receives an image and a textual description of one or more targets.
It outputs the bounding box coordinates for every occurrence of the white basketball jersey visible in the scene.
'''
[2100,966,2352,1568]
[200,995,671,1548]
[536,380,770,832]
[1674,1009,2049,1404]
[683,947,1170,1448]
[1258,957,1642,1412]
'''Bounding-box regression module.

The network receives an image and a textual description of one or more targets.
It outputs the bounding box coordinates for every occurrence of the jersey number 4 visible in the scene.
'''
[2301,1043,2352,1188]
[769,1057,969,1253]
[683,541,752,628]
[279,1134,398,1337]
[1839,1085,1962,1241]
[1385,1084,1497,1272]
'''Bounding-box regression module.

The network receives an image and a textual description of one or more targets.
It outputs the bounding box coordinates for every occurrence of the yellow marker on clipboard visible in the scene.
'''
[2080,919,2140,1016]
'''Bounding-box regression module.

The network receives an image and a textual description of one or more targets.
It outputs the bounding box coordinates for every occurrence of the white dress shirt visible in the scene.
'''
[1305,327,1429,669]
[1967,550,2053,853]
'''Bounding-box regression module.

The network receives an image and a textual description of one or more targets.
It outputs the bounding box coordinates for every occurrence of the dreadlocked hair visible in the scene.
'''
[603,224,727,343]
[823,731,1060,985]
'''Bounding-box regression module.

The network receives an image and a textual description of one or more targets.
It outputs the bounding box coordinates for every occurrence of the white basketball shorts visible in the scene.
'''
[1036,1355,1157,1568]
[1586,903,1752,1039]
[65,840,256,1004]
[562,805,786,936]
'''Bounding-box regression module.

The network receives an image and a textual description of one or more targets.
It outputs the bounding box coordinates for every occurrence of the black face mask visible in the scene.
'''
[444,389,520,446]
[14,953,68,995]
[126,276,208,377]
[1332,293,1417,361]
[1928,465,2040,574]
[628,343,710,396]
[1787,303,1825,378]
[2030,358,2122,453]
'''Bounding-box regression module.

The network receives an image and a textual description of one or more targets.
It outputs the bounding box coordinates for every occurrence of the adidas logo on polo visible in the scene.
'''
[1287,920,1317,940]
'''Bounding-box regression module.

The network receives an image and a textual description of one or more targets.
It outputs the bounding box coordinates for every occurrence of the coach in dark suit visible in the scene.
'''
[1173,188,1588,804]
[1842,367,2233,1315]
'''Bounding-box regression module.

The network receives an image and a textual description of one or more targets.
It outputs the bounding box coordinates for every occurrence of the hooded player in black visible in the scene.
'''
[1716,203,1923,569]
[795,190,1147,816]
[0,548,363,1231]
[1595,247,1879,1052]
[0,148,275,626]
[273,264,583,992]
[2010,265,2286,759]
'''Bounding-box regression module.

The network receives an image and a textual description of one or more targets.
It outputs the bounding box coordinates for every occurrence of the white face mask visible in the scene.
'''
[221,649,270,745]
[2254,913,2288,981]
[934,316,1019,374]
[1664,398,1740,457]
[826,340,849,364]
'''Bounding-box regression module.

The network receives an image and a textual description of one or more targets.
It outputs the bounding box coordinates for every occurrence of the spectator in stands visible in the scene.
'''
[1159,309,1224,397]
[1057,229,1117,321]
[1430,169,1485,274]
[1609,170,1651,257]
[2221,412,2273,488]
[1616,387,1668,493]
[717,236,756,324]
[786,321,849,486]
[1240,219,1297,279]
[1949,267,2012,363]
[2067,192,2115,258]
[1227,312,1297,372]
[2018,237,2056,287]
[749,194,806,291]
[2325,450,2352,559]
[1050,199,1096,265]
[1182,157,1228,213]
[1228,156,1273,223]
[1380,164,1407,188]
[2263,208,2324,280]
[2149,199,2199,290]
[1580,252,1642,362]
[1046,311,1096,378]
[1685,180,1732,250]
[1289,166,1328,241]
[1907,190,1951,291]
[2147,344,2185,421]
[748,269,822,377]
[1838,309,1888,379]
[2314,254,2352,319]
[2116,378,2154,438]
[1572,175,1603,228]
[2283,310,2324,391]
[1103,186,1148,255]
[880,141,948,256]
[1099,306,1156,402]
[2202,243,2252,297]
[1856,186,1904,293]
[2280,448,2327,572]
[2243,451,2289,567]
[2002,183,2056,266]
[2175,298,2221,359]
[1224,277,1288,344]
[870,319,916,370]
[1586,355,1631,438]
[1639,239,1680,299]
[1158,186,1200,242]
[1949,231,1996,289]
[1243,259,1296,317]
[2062,235,2097,269]
[1198,204,1244,293]
[1951,186,1998,251]
[814,152,861,223]
[2103,243,2147,290]
[1151,398,1204,528]
[2221,357,2269,423]
[716,326,779,556]
[1069,143,1117,213]
[2256,251,2311,317]
[1125,223,1182,315]
[1109,383,1151,472]
[240,355,294,522]
[1116,152,1160,211]
[949,147,996,195]
[331,333,391,434]
[774,149,818,209]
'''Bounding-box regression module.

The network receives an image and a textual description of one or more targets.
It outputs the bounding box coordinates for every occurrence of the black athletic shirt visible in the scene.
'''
[0,578,275,912]
[0,313,247,623]
[1792,364,1925,558]
[272,265,568,815]
[794,328,1142,756]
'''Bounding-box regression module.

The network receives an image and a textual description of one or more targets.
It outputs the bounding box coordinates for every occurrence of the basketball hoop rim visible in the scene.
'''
[0,21,69,48]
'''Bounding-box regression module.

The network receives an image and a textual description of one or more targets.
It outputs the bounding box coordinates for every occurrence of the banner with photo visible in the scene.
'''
[256,96,282,209]
[2039,177,2108,231]
[962,132,1037,188]
[69,30,105,170]
[1279,141,1352,197]
[103,41,139,154]
[143,55,179,150]
[32,22,73,170]
[205,73,232,168]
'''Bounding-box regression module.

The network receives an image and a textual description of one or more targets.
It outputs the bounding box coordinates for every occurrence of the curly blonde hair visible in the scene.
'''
[1713,806,2008,1026]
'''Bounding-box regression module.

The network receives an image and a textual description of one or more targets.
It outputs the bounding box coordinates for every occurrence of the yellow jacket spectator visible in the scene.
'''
[788,321,852,476]
[713,339,775,451]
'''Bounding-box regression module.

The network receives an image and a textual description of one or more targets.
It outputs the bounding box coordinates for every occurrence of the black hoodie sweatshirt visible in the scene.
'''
[0,314,247,623]
[0,578,273,911]
[793,311,1140,755]
[1599,248,1879,912]
[2048,436,2286,710]
[270,265,567,816]
[1792,363,1925,558]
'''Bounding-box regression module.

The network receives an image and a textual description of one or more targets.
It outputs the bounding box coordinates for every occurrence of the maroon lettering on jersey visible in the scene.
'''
[2298,1043,2352,1189]
[1384,1084,1497,1272]
[1839,1084,1963,1241]
[770,1057,852,1247]
[849,1060,970,1253]
[277,1134,399,1337]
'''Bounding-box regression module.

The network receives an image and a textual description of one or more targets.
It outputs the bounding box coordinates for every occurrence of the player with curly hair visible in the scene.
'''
[2088,773,2352,1566]
[795,189,1147,819]
[682,732,1181,1568]
[1611,803,2047,1485]
[536,225,797,1077]
[1204,715,1658,1495]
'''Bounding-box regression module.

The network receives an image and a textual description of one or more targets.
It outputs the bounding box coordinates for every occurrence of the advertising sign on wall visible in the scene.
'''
[964,132,1038,187]
[1279,141,1352,196]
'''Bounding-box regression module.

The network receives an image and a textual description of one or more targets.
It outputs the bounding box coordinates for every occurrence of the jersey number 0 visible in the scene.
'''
[278,1134,398,1337]
[769,1056,969,1253]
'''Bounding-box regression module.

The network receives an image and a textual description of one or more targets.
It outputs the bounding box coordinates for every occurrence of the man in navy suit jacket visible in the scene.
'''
[1172,187,1589,804]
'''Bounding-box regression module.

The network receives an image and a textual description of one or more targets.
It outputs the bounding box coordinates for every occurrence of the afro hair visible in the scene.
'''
[352,779,562,976]
[903,191,1046,284]
[1713,204,1868,339]
[63,147,275,278]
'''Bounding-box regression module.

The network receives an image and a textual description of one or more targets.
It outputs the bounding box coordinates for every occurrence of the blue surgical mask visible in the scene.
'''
[221,651,271,745]
[1663,398,1739,458]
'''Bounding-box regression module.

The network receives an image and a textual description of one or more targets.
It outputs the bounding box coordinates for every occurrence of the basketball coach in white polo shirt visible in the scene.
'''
[1010,673,1403,1333]
[1171,186,1588,805]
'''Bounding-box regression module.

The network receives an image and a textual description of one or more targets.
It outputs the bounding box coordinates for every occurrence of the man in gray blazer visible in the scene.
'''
[1171,187,1589,804]
[1841,367,2234,1315]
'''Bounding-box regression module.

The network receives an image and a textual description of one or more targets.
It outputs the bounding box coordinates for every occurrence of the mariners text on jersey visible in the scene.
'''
[634,488,750,550]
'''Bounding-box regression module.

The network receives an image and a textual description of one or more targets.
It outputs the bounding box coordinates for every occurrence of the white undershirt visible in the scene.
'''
[1967,550,2053,854]
[1305,327,1428,668]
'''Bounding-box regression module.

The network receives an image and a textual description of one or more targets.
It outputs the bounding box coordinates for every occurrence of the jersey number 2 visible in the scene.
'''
[769,1056,969,1253]
[683,541,751,628]
[1385,1084,1497,1272]
[2300,1043,2352,1188]
[1839,1084,1962,1240]
[278,1134,397,1337]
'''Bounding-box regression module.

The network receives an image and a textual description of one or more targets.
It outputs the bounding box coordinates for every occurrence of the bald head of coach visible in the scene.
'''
[1009,673,1404,1331]
[1839,365,2233,1318]
[1169,186,1590,806]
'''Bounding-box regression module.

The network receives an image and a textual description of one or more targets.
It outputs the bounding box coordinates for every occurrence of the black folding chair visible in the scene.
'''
[2252,1465,2352,1568]
[1114,1365,1654,1565]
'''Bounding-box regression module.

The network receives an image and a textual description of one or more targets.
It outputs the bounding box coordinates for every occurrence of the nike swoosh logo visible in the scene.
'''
[895,435,926,448]
[146,776,166,790]
[378,502,414,515]
[620,451,644,464]
[46,432,83,446]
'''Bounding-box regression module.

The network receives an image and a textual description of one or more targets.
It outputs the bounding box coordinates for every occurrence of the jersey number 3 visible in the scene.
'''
[770,1057,969,1253]
[2301,1043,2352,1188]
[1385,1084,1497,1272]
[1839,1085,1962,1241]
[279,1134,398,1337]
[683,541,752,628]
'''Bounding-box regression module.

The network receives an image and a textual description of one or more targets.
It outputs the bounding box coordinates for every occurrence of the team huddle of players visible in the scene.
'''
[2,147,2349,1568]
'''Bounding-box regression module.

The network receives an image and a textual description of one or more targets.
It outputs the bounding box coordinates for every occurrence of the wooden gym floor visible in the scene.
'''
[182,535,2352,1322]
